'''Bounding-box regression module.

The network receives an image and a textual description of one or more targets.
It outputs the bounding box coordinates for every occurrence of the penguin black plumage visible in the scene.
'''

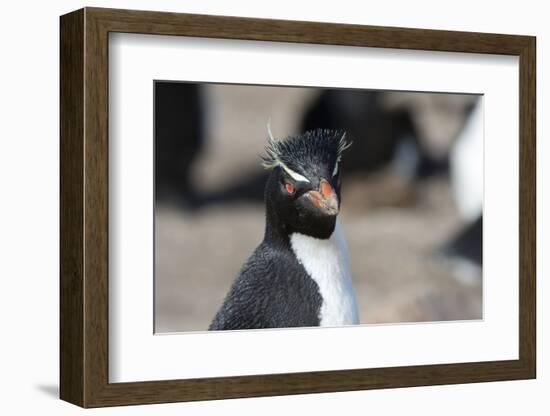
[209,129,359,331]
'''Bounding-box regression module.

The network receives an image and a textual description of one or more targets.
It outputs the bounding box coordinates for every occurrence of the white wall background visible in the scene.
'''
[0,0,545,414]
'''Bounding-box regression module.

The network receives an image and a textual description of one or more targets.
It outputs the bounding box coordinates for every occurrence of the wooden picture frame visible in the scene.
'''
[60,7,536,408]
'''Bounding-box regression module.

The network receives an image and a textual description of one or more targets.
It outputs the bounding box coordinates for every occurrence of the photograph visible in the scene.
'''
[154,81,483,333]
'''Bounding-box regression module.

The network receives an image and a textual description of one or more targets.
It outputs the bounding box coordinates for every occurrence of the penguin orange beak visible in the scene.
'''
[305,179,339,216]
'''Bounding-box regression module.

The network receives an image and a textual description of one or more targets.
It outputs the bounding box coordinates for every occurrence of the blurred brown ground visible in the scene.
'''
[154,85,482,333]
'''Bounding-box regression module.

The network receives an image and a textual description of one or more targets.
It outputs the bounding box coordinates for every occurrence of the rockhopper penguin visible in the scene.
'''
[209,129,359,330]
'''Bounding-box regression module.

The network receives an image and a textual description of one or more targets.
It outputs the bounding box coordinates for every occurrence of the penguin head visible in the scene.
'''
[262,129,351,240]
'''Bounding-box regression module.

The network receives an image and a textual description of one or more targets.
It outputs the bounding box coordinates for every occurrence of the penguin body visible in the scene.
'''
[209,129,359,330]
[209,241,323,330]
[290,220,358,326]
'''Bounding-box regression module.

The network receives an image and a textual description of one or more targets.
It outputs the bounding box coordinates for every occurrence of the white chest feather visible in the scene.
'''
[290,220,360,326]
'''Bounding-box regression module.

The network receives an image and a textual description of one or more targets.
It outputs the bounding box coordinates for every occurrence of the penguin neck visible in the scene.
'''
[263,201,291,248]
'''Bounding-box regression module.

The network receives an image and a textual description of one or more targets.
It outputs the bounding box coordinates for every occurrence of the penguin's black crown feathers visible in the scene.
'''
[261,128,351,174]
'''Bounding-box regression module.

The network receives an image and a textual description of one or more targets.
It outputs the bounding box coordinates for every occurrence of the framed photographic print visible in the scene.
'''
[60,7,536,408]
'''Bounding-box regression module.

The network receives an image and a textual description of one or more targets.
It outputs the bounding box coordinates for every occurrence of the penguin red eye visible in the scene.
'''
[285,182,295,194]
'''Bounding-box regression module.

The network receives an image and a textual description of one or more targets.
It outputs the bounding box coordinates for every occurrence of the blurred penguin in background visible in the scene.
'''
[301,89,443,181]
[155,81,204,207]
[442,99,483,282]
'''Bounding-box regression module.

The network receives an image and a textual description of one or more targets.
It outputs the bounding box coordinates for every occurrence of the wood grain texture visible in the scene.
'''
[518,38,536,376]
[88,7,532,54]
[83,10,110,406]
[59,7,537,408]
[59,8,84,407]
